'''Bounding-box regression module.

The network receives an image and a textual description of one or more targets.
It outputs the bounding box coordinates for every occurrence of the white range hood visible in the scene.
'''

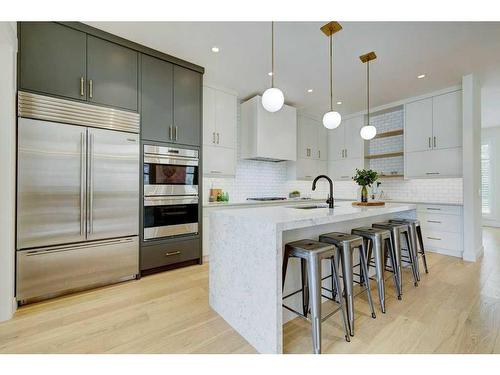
[240,95,297,162]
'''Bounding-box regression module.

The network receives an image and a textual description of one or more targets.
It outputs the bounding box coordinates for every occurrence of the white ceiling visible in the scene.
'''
[86,21,500,124]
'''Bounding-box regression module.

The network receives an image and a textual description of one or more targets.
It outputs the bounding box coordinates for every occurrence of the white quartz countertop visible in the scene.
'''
[335,198,463,206]
[203,198,325,208]
[211,200,417,231]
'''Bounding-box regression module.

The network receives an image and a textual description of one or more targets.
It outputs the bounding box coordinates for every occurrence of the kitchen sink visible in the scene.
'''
[291,204,331,209]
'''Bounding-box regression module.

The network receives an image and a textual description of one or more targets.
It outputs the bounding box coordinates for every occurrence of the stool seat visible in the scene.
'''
[286,239,335,257]
[352,227,390,238]
[372,221,408,230]
[319,232,362,245]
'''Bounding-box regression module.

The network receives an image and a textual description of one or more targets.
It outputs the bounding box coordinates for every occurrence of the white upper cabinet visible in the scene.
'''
[202,86,237,176]
[215,90,237,149]
[405,90,462,153]
[288,115,328,180]
[344,116,365,159]
[405,98,433,152]
[241,95,297,162]
[328,125,345,161]
[432,90,462,150]
[405,89,462,178]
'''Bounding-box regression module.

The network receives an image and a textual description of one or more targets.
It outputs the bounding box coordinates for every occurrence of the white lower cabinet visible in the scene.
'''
[405,148,462,179]
[203,145,236,177]
[416,203,463,258]
[328,158,363,181]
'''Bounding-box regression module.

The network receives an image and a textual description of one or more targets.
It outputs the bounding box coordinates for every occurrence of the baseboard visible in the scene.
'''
[12,297,17,314]
[425,247,462,258]
[203,255,209,263]
[462,245,484,262]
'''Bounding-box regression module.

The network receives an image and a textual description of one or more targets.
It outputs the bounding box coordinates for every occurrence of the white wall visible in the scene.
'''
[482,126,500,227]
[462,74,484,262]
[0,22,17,322]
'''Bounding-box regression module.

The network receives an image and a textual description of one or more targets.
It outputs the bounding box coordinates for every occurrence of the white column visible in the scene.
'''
[0,22,17,322]
[462,74,484,262]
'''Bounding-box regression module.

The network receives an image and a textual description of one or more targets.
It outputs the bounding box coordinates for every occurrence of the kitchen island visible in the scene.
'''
[209,200,417,353]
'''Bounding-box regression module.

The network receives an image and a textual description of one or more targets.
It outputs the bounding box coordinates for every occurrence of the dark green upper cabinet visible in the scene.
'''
[141,54,174,143]
[19,22,87,101]
[173,66,201,147]
[87,36,139,112]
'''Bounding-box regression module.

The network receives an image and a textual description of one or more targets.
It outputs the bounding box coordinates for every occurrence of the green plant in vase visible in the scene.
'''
[352,169,378,203]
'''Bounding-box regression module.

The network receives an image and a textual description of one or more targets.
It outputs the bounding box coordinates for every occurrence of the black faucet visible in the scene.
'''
[312,175,334,209]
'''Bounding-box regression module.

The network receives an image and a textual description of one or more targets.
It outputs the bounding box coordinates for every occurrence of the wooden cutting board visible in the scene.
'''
[352,201,385,206]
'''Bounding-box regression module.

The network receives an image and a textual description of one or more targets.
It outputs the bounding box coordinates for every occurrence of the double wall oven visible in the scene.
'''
[143,145,199,240]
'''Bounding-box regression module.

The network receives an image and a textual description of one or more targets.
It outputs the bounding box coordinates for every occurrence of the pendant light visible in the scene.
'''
[262,21,284,112]
[359,51,377,140]
[320,21,342,129]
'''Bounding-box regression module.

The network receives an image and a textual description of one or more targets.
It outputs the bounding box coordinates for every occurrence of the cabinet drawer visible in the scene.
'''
[405,148,462,178]
[422,230,462,252]
[419,212,462,233]
[140,237,201,271]
[417,204,462,215]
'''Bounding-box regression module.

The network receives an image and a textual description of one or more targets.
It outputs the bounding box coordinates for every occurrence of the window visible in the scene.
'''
[481,143,491,215]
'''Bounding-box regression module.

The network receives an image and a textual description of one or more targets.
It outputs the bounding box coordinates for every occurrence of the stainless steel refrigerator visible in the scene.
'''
[16,91,140,304]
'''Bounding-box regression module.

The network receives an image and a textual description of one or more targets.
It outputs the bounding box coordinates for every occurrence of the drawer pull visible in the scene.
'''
[341,175,350,179]
[165,251,181,257]
[427,236,442,241]
[425,172,440,175]
[426,208,441,211]
[427,220,442,224]
[210,170,222,174]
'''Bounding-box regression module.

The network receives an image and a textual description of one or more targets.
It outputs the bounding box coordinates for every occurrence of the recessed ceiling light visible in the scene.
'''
[211,46,219,53]
[307,89,313,93]
[268,71,273,76]
[337,101,342,105]
[417,74,426,79]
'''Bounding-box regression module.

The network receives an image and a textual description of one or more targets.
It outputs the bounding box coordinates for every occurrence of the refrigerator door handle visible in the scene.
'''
[80,132,86,236]
[88,132,94,236]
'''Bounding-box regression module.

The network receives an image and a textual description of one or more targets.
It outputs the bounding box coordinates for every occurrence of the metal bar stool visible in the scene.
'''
[318,232,376,337]
[282,239,350,354]
[372,222,419,294]
[351,227,401,313]
[389,218,429,275]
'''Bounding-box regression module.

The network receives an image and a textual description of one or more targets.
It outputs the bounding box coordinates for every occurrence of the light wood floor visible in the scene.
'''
[1,227,500,354]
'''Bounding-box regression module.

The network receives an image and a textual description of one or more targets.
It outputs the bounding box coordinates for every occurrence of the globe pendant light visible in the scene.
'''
[320,21,342,129]
[359,51,377,140]
[262,22,284,112]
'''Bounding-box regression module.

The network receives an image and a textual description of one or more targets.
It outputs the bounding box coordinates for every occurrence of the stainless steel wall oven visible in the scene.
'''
[143,145,199,240]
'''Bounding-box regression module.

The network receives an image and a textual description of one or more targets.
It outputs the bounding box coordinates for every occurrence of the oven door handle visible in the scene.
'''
[144,155,199,167]
[144,196,199,206]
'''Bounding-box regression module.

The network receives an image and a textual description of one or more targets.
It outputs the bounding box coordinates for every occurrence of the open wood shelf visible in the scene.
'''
[365,151,404,160]
[373,129,404,139]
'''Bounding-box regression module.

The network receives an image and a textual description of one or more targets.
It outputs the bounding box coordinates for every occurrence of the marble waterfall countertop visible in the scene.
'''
[209,200,417,353]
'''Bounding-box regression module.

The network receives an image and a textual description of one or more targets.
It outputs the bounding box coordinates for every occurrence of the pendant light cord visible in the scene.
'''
[271,21,275,88]
[329,33,333,111]
[367,60,370,126]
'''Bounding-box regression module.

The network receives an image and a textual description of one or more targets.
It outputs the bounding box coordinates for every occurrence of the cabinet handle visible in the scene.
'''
[210,170,222,174]
[433,136,437,148]
[345,149,347,158]
[165,251,181,257]
[306,148,310,157]
[427,220,442,224]
[80,77,85,96]
[426,207,441,211]
[174,126,178,141]
[341,175,350,179]
[217,132,220,144]
[427,236,442,241]
[318,150,321,159]
[425,172,440,175]
[169,126,173,140]
[213,132,216,144]
[341,150,344,158]
[428,137,431,148]
[89,79,93,99]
